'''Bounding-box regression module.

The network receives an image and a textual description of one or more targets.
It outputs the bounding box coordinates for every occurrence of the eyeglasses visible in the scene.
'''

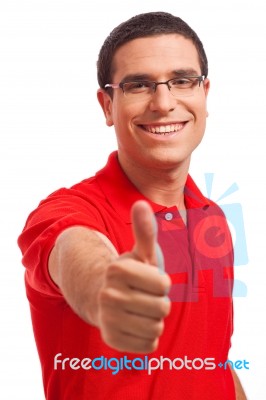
[105,76,205,99]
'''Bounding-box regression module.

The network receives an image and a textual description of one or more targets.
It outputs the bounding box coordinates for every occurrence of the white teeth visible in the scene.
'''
[145,124,184,134]
[159,126,166,133]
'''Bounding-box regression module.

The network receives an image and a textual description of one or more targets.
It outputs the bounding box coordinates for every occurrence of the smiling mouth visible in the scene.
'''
[140,123,186,135]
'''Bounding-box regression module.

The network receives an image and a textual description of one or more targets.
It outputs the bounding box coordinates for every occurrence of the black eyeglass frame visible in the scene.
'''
[104,75,206,95]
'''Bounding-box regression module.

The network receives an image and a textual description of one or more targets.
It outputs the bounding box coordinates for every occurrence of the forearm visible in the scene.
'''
[230,367,247,400]
[48,202,171,354]
[49,226,117,327]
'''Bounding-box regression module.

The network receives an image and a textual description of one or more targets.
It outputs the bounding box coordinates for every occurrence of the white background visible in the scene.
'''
[0,0,265,398]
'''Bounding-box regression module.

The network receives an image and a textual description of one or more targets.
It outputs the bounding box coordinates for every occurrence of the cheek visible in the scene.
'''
[111,97,126,120]
[193,98,208,123]
[113,102,140,128]
[187,100,208,140]
[111,107,133,142]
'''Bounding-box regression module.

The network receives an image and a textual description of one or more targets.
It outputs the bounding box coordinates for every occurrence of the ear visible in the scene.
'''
[97,89,114,127]
[203,78,210,117]
[203,78,210,97]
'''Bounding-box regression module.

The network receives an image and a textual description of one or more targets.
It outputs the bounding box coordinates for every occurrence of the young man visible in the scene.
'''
[18,12,247,399]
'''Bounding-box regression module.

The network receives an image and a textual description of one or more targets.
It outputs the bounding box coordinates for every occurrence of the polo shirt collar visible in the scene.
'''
[96,151,210,223]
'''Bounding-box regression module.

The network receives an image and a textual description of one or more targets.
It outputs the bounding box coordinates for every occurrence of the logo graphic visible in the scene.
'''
[54,353,250,375]
[204,173,248,297]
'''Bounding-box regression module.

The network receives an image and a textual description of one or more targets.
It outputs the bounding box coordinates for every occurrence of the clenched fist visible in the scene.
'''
[98,200,171,353]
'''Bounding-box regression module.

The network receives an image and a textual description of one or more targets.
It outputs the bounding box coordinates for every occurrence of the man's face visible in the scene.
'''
[98,34,210,172]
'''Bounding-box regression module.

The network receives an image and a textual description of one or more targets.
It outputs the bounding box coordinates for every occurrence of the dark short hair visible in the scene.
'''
[97,11,208,90]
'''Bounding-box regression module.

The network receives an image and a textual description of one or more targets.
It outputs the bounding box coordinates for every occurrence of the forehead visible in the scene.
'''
[112,34,201,80]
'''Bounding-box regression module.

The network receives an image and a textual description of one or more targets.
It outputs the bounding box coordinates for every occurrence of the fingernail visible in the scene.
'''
[155,243,165,273]
[152,214,158,235]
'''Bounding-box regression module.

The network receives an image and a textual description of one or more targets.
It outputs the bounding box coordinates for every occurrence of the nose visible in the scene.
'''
[149,84,176,114]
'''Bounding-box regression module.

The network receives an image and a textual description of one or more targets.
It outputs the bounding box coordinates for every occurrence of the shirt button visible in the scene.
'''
[165,212,173,221]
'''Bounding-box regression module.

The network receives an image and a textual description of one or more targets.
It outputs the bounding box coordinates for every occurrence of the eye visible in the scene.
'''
[170,78,193,88]
[124,81,152,93]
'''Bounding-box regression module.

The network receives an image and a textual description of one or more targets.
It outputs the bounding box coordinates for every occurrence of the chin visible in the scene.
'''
[142,150,190,170]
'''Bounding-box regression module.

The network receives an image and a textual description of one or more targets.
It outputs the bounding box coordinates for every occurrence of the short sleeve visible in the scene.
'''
[18,187,109,297]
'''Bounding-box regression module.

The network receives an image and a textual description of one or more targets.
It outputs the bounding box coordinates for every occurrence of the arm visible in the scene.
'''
[230,366,247,400]
[48,200,171,353]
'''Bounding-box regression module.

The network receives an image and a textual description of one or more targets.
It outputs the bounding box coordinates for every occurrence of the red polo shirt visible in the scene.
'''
[18,152,235,399]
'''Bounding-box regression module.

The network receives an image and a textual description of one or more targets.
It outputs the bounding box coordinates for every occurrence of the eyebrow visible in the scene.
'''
[173,69,200,77]
[121,74,151,83]
[121,69,201,83]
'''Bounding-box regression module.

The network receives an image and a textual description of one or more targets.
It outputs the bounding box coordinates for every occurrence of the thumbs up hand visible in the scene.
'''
[98,200,171,354]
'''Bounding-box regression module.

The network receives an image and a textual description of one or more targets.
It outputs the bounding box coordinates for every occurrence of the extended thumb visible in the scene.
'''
[131,200,164,270]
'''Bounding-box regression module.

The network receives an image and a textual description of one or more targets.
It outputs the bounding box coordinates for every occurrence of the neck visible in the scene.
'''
[118,152,190,209]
